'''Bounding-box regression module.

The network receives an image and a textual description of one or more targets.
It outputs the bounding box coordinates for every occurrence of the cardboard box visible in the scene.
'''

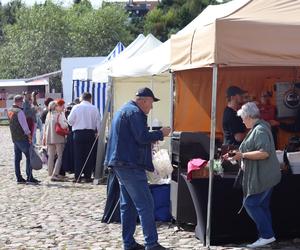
[191,167,209,179]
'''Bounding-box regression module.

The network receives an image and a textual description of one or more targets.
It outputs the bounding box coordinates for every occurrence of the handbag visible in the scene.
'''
[55,113,69,136]
[29,145,43,170]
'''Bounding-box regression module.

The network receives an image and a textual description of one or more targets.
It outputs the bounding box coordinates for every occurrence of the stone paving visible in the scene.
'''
[0,126,299,250]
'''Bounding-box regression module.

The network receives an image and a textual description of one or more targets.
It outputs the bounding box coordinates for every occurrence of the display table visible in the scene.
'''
[182,173,300,245]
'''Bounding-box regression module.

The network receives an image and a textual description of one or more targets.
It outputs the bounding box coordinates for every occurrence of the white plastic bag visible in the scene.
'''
[152,149,173,178]
[146,170,171,185]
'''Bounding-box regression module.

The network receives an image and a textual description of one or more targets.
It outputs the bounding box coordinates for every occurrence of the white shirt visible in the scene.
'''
[68,101,101,132]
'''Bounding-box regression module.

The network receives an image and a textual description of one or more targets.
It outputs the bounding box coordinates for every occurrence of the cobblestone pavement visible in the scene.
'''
[0,126,299,250]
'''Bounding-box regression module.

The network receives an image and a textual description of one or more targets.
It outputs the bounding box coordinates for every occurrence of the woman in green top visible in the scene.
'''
[230,102,281,248]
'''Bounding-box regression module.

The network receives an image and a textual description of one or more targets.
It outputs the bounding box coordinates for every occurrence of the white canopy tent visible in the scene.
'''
[72,37,145,81]
[71,42,125,116]
[93,34,163,182]
[91,34,162,83]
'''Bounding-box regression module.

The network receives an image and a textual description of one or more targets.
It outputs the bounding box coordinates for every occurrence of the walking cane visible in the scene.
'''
[107,198,120,223]
[74,133,100,184]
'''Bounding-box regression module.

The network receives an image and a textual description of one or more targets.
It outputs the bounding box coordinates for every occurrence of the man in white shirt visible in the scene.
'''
[68,92,101,182]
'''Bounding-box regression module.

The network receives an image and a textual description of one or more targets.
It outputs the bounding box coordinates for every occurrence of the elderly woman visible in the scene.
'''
[229,102,281,248]
[43,100,68,181]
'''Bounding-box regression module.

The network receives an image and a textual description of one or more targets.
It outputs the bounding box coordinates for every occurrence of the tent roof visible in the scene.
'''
[108,0,251,78]
[92,34,162,82]
[171,0,300,70]
[72,41,127,80]
[0,78,48,87]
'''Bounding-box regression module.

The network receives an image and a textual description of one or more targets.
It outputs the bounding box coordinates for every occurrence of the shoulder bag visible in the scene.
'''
[55,113,69,136]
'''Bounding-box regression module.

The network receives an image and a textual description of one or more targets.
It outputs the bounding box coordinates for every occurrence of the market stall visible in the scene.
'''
[0,78,49,119]
[170,0,300,246]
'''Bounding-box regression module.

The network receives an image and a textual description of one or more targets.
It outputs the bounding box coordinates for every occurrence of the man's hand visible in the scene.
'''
[161,127,171,137]
[28,134,32,144]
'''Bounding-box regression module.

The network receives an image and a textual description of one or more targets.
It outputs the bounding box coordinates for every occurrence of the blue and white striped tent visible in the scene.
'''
[72,42,125,117]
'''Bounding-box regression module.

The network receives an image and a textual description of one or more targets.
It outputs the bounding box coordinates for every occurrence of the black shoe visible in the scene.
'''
[147,244,171,250]
[73,177,82,183]
[17,177,27,184]
[83,177,93,183]
[27,177,41,185]
[129,243,145,250]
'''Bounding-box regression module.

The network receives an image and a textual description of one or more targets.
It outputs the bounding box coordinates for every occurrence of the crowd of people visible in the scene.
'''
[7,87,172,250]
[8,91,100,184]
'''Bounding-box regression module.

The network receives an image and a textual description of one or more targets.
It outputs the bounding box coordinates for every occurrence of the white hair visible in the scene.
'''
[48,101,57,111]
[237,102,260,119]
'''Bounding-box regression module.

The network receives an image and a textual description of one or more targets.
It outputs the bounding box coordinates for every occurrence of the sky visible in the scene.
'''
[0,0,104,8]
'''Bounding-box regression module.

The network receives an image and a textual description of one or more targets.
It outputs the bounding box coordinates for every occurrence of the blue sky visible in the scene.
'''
[0,0,103,8]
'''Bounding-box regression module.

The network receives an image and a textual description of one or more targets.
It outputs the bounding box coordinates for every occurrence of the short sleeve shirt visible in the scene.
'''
[222,106,246,146]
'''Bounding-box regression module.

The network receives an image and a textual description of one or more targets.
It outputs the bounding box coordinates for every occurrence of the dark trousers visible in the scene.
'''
[73,129,96,179]
[14,140,32,181]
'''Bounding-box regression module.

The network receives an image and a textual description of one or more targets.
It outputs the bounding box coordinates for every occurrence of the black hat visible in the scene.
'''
[226,86,246,97]
[136,87,160,102]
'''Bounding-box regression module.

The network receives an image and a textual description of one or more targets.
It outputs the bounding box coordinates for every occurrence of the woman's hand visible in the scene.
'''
[232,151,243,161]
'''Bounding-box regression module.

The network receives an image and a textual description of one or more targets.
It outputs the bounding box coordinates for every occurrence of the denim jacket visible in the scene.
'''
[104,100,163,171]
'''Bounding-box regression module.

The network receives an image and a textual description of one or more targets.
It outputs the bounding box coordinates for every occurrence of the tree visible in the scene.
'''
[0,0,133,91]
[0,0,24,42]
[144,0,220,41]
[67,3,133,56]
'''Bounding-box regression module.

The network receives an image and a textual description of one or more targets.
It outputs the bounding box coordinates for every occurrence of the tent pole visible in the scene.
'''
[93,77,113,185]
[150,76,154,130]
[170,72,174,132]
[205,64,218,248]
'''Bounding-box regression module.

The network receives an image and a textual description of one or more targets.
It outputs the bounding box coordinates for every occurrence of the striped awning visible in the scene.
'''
[72,42,125,115]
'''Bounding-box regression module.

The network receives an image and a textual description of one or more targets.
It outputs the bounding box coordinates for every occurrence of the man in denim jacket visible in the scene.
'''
[105,87,171,250]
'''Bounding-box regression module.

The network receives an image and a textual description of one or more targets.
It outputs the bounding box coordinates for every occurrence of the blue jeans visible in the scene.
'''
[244,188,274,239]
[14,140,32,181]
[113,167,158,250]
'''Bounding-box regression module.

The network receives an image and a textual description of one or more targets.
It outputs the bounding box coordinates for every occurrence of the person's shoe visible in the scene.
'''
[246,237,276,248]
[73,177,82,183]
[17,177,27,184]
[83,177,93,183]
[50,175,63,182]
[128,242,145,250]
[27,177,41,185]
[147,243,171,250]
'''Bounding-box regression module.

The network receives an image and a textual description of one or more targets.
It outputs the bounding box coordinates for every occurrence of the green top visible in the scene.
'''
[239,119,281,197]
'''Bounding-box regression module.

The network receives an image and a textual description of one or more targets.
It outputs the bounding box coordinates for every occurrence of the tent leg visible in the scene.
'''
[170,72,174,132]
[205,64,218,248]
[93,79,113,184]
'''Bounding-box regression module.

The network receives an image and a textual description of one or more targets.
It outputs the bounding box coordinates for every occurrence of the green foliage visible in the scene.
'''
[68,3,132,56]
[144,0,220,41]
[0,0,133,91]
[0,0,24,42]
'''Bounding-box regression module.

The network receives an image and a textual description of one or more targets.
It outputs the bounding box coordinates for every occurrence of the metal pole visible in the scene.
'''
[205,64,218,248]
[150,76,154,130]
[170,72,174,132]
[93,77,113,184]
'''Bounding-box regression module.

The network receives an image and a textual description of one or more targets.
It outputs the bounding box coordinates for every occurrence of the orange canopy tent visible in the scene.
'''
[170,0,300,246]
[171,0,300,148]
